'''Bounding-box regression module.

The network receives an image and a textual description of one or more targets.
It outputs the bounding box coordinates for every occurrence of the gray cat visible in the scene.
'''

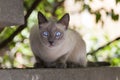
[29,12,87,68]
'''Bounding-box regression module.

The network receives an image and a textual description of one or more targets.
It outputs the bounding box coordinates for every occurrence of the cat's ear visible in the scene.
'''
[38,12,48,25]
[57,13,70,29]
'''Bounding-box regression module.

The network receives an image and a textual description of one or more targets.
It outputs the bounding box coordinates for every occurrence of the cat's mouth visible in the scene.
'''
[48,41,55,47]
[48,44,54,47]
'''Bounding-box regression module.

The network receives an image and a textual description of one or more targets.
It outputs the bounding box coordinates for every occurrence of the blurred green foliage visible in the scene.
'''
[0,0,120,68]
[94,40,120,66]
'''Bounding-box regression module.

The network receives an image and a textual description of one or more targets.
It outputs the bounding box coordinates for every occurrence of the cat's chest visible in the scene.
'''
[38,46,70,62]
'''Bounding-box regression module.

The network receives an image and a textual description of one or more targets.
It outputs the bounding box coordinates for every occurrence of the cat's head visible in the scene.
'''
[38,11,70,48]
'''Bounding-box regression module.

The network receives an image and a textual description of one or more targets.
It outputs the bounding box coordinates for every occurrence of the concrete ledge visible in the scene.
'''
[0,0,24,27]
[0,67,120,80]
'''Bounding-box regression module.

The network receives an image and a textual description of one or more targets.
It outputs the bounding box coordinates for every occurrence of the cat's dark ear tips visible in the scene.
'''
[58,13,70,29]
[38,12,48,25]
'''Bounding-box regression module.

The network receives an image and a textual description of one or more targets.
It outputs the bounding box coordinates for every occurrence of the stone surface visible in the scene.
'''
[0,67,119,80]
[0,0,24,27]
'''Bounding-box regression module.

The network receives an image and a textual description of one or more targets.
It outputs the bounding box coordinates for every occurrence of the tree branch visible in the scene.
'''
[0,0,42,49]
[87,37,120,55]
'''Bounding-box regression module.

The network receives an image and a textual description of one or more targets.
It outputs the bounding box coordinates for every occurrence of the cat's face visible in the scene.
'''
[38,12,69,48]
[39,22,66,47]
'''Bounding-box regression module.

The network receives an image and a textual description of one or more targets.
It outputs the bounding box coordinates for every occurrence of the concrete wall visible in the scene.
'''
[0,0,24,27]
[0,67,119,80]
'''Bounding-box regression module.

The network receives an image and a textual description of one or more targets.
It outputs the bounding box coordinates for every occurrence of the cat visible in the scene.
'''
[29,11,87,68]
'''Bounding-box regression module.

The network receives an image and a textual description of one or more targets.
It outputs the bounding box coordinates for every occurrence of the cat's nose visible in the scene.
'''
[49,41,54,44]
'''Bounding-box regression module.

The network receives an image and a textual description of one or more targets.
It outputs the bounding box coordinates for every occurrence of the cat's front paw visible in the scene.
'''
[55,62,67,68]
[34,63,44,68]
[67,62,83,68]
[44,62,67,68]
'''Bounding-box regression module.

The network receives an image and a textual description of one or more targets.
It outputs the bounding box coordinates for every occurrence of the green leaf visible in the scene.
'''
[83,4,91,11]
[0,27,16,42]
[116,0,120,4]
[111,9,119,21]
[111,58,120,66]
[95,12,101,23]
[112,14,119,21]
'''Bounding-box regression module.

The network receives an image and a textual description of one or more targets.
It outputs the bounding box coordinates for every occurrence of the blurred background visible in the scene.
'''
[0,0,120,68]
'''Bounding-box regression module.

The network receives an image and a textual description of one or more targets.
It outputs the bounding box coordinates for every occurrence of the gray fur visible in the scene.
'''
[29,12,87,68]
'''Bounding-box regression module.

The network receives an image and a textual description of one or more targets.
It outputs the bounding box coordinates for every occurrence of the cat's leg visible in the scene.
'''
[44,53,69,68]
[34,56,45,68]
[67,52,86,68]
[67,62,82,68]
[67,58,87,68]
[67,45,87,68]
[54,53,69,68]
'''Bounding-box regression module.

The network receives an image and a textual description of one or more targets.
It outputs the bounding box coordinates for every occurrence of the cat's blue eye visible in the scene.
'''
[55,31,61,36]
[42,31,49,37]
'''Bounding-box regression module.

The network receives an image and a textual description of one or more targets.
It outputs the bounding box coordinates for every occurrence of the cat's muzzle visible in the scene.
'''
[48,41,54,47]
